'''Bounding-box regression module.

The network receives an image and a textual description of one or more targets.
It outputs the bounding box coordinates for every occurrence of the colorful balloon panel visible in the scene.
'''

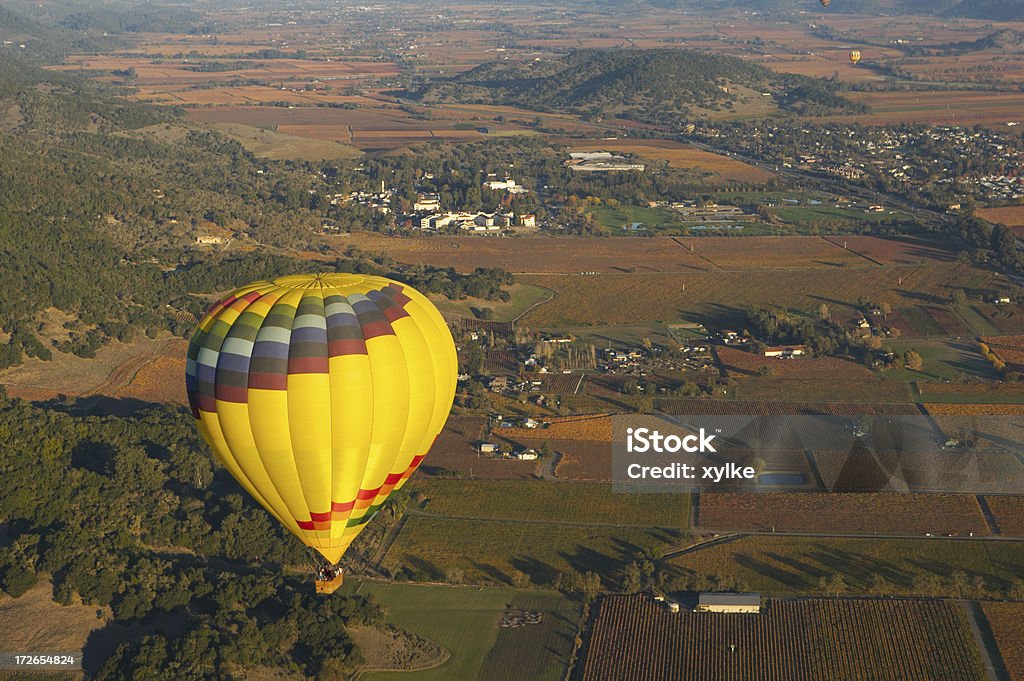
[186,273,458,564]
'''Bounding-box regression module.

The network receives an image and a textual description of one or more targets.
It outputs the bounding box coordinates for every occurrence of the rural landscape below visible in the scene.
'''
[2,0,1024,679]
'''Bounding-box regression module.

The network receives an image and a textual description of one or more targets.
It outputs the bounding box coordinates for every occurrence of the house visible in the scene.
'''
[523,418,540,429]
[479,443,498,454]
[763,345,806,358]
[195,236,226,245]
[516,449,538,461]
[518,214,536,228]
[484,179,528,194]
[413,195,441,212]
[490,376,509,393]
[697,593,761,614]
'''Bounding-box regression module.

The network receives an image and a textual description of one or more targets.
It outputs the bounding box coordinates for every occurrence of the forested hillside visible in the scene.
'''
[413,49,867,124]
[0,393,384,679]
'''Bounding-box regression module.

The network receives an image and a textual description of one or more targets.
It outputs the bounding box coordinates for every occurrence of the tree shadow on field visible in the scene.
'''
[807,546,907,587]
[558,546,620,582]
[470,559,510,585]
[694,303,747,331]
[733,554,811,588]
[765,551,829,582]
[510,556,559,587]
[403,556,445,581]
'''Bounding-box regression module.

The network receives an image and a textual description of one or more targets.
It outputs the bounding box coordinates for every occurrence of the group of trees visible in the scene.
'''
[0,394,382,679]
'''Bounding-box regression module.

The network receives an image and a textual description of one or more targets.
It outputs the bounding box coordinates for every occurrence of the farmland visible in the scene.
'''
[341,234,710,274]
[985,496,1024,536]
[519,263,994,327]
[562,140,775,184]
[381,516,683,587]
[478,591,580,681]
[697,492,990,536]
[665,535,1024,597]
[674,236,869,270]
[580,595,985,681]
[352,582,569,681]
[408,480,690,528]
[977,206,1024,228]
[715,345,875,380]
[983,603,1024,681]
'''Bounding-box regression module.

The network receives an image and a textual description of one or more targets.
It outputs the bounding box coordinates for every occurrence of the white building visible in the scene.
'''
[697,593,761,614]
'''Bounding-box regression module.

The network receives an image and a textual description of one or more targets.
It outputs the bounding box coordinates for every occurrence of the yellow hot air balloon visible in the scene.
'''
[849,49,862,65]
[186,273,457,592]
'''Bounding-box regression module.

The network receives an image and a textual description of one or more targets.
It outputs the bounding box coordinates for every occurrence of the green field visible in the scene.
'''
[555,323,678,348]
[882,339,997,382]
[665,535,1024,597]
[353,582,518,681]
[478,591,580,681]
[587,205,685,232]
[431,283,552,323]
[961,305,1003,336]
[207,121,363,161]
[775,204,908,227]
[408,480,691,528]
[384,516,684,587]
[898,306,947,337]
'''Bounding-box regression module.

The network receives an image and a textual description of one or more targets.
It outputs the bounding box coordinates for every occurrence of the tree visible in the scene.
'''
[818,303,830,321]
[903,350,923,371]
[951,288,967,308]
[621,562,642,594]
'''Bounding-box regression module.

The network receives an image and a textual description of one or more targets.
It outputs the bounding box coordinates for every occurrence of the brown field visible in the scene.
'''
[924,403,1024,415]
[342,233,710,274]
[562,140,775,184]
[977,305,1024,335]
[828,90,1024,127]
[822,235,956,266]
[552,440,616,481]
[0,579,109,653]
[921,382,1024,401]
[984,603,1024,681]
[502,414,613,442]
[0,336,176,403]
[984,496,1024,536]
[114,339,189,406]
[981,335,1024,369]
[715,345,875,380]
[926,307,973,337]
[580,595,985,681]
[978,206,1024,228]
[697,492,990,536]
[676,236,868,270]
[519,264,993,327]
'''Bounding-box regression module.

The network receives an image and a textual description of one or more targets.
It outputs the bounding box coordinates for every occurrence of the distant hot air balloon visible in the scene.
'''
[849,49,862,65]
[820,0,831,7]
[186,273,457,592]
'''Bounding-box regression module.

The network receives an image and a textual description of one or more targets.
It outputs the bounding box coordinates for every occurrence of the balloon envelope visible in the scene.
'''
[186,273,458,564]
[850,50,862,64]
[820,0,831,7]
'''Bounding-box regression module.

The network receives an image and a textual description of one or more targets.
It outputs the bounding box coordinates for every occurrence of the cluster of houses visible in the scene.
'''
[330,183,394,214]
[478,442,539,461]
